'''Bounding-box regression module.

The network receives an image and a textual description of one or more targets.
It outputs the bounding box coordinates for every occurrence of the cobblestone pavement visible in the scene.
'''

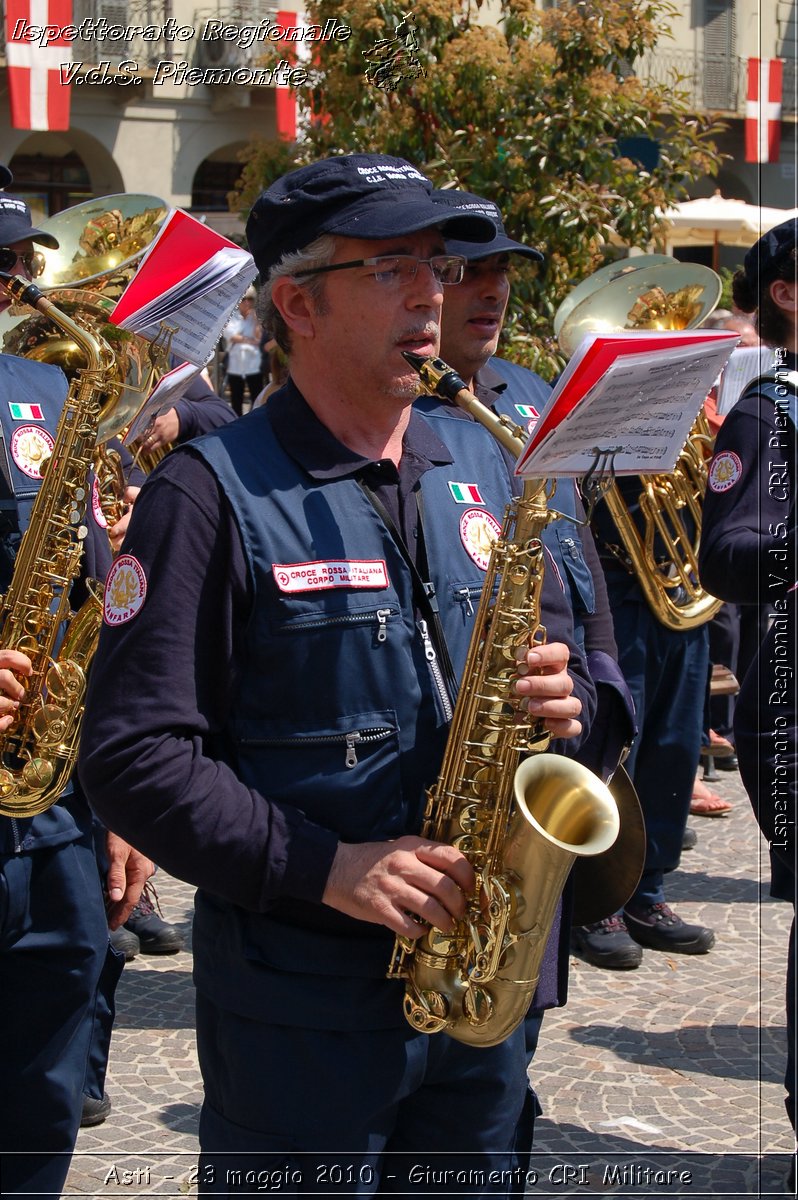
[66,766,795,1198]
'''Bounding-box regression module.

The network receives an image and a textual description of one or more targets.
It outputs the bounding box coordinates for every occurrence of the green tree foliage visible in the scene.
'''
[232,0,724,377]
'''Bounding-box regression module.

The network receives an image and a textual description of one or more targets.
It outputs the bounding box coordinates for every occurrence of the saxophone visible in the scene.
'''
[0,275,114,818]
[387,354,620,1048]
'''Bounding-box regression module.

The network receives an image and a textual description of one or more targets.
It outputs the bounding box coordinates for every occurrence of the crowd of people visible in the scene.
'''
[0,153,793,1197]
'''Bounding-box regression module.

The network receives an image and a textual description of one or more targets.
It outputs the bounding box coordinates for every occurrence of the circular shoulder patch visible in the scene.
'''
[104,555,147,625]
[10,425,55,479]
[708,450,742,494]
[460,507,502,571]
[91,477,108,528]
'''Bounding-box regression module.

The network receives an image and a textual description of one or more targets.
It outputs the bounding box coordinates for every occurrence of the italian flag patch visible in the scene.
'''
[9,402,44,421]
[449,482,485,505]
[514,403,539,420]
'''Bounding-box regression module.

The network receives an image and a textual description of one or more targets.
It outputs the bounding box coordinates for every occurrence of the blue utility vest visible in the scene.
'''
[190,404,524,1028]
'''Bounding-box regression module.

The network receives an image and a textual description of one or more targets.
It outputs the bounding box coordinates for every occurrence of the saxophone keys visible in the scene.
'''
[45,659,85,702]
[21,756,55,789]
[462,985,493,1028]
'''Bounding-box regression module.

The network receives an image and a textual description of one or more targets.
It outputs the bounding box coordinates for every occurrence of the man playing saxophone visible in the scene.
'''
[0,177,153,1197]
[79,154,594,1195]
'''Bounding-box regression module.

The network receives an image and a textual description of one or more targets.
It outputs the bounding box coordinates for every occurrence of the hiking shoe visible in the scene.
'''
[624,903,715,954]
[109,924,139,961]
[81,1092,112,1127]
[124,883,184,954]
[571,915,643,969]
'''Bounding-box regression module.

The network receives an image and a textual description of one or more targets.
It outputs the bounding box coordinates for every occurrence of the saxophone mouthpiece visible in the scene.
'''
[401,352,468,402]
[0,272,44,309]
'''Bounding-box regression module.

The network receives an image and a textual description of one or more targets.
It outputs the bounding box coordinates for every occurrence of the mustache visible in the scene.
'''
[396,322,439,346]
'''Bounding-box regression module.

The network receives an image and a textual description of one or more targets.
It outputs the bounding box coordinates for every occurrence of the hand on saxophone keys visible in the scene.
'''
[108,485,141,553]
[513,641,582,740]
[322,837,476,939]
[0,649,32,729]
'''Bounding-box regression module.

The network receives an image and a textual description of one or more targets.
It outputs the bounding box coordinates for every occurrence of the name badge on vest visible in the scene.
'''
[272,559,390,593]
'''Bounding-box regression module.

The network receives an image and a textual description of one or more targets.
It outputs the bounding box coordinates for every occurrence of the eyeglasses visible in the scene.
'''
[0,247,45,278]
[294,254,466,287]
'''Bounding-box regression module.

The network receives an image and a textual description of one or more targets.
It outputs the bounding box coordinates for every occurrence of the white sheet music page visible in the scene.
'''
[515,330,738,478]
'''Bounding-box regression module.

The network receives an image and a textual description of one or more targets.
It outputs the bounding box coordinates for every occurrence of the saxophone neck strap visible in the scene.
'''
[357,479,459,706]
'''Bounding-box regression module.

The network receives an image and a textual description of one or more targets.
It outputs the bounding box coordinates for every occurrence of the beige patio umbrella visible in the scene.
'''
[656,191,796,268]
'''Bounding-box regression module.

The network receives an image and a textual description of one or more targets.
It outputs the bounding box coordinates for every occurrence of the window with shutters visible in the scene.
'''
[703,0,738,110]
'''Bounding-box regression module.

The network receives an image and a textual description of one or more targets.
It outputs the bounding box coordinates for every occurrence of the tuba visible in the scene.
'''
[387,354,620,1048]
[0,195,172,521]
[554,255,723,630]
[0,275,120,817]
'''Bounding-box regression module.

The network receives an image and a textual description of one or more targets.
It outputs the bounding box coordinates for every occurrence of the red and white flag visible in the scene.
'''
[276,10,298,141]
[4,0,73,131]
[745,58,783,164]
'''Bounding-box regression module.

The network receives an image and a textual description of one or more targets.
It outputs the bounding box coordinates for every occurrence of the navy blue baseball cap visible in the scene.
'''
[0,163,12,189]
[434,190,544,263]
[246,154,498,277]
[744,216,798,286]
[0,194,58,248]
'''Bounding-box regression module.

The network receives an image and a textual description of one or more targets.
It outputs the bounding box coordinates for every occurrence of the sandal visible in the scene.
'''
[690,777,732,817]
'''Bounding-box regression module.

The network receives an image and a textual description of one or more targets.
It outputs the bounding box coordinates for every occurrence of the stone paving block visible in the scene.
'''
[62,769,793,1197]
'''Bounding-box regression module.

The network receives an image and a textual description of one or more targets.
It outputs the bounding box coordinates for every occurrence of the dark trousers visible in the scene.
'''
[228,373,263,417]
[610,595,709,905]
[0,834,111,1196]
[708,602,740,739]
[195,992,528,1196]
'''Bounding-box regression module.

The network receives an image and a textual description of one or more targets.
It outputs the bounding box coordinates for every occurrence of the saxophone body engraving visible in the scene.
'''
[0,277,112,818]
[388,355,620,1047]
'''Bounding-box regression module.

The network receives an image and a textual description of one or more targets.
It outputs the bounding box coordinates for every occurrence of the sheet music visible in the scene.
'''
[516,337,737,477]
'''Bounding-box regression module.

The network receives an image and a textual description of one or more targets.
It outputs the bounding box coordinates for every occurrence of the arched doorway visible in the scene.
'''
[7,132,124,222]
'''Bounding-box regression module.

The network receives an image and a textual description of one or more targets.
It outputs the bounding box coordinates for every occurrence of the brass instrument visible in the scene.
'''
[0,195,173,524]
[387,354,620,1048]
[0,275,116,818]
[34,195,173,478]
[554,255,723,630]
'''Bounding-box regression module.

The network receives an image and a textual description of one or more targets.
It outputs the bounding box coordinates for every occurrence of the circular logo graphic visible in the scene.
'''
[459,507,501,571]
[104,555,147,625]
[10,425,55,479]
[708,450,742,494]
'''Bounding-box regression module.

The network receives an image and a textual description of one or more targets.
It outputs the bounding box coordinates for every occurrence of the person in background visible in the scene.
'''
[0,173,152,1196]
[223,286,262,416]
[700,217,797,1176]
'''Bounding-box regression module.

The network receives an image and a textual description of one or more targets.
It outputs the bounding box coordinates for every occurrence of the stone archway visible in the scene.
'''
[7,130,124,218]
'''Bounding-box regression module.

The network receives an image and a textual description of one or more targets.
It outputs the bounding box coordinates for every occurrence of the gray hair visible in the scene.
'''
[259,233,338,354]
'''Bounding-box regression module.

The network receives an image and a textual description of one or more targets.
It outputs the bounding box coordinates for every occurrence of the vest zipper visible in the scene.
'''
[560,536,580,561]
[240,727,394,769]
[11,816,21,852]
[455,587,475,617]
[277,608,395,640]
[417,618,454,723]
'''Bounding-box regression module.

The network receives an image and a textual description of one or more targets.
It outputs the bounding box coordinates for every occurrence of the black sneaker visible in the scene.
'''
[624,903,715,954]
[109,924,139,961]
[571,914,643,969]
[124,883,184,955]
[81,1092,112,1127]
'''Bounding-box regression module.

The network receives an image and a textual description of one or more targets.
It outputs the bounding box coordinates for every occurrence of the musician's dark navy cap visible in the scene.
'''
[246,154,497,277]
[0,194,59,248]
[0,163,12,189]
[744,216,798,286]
[434,190,544,263]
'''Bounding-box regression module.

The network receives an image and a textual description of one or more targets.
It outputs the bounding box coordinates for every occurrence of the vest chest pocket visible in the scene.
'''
[235,712,408,841]
[269,604,399,647]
